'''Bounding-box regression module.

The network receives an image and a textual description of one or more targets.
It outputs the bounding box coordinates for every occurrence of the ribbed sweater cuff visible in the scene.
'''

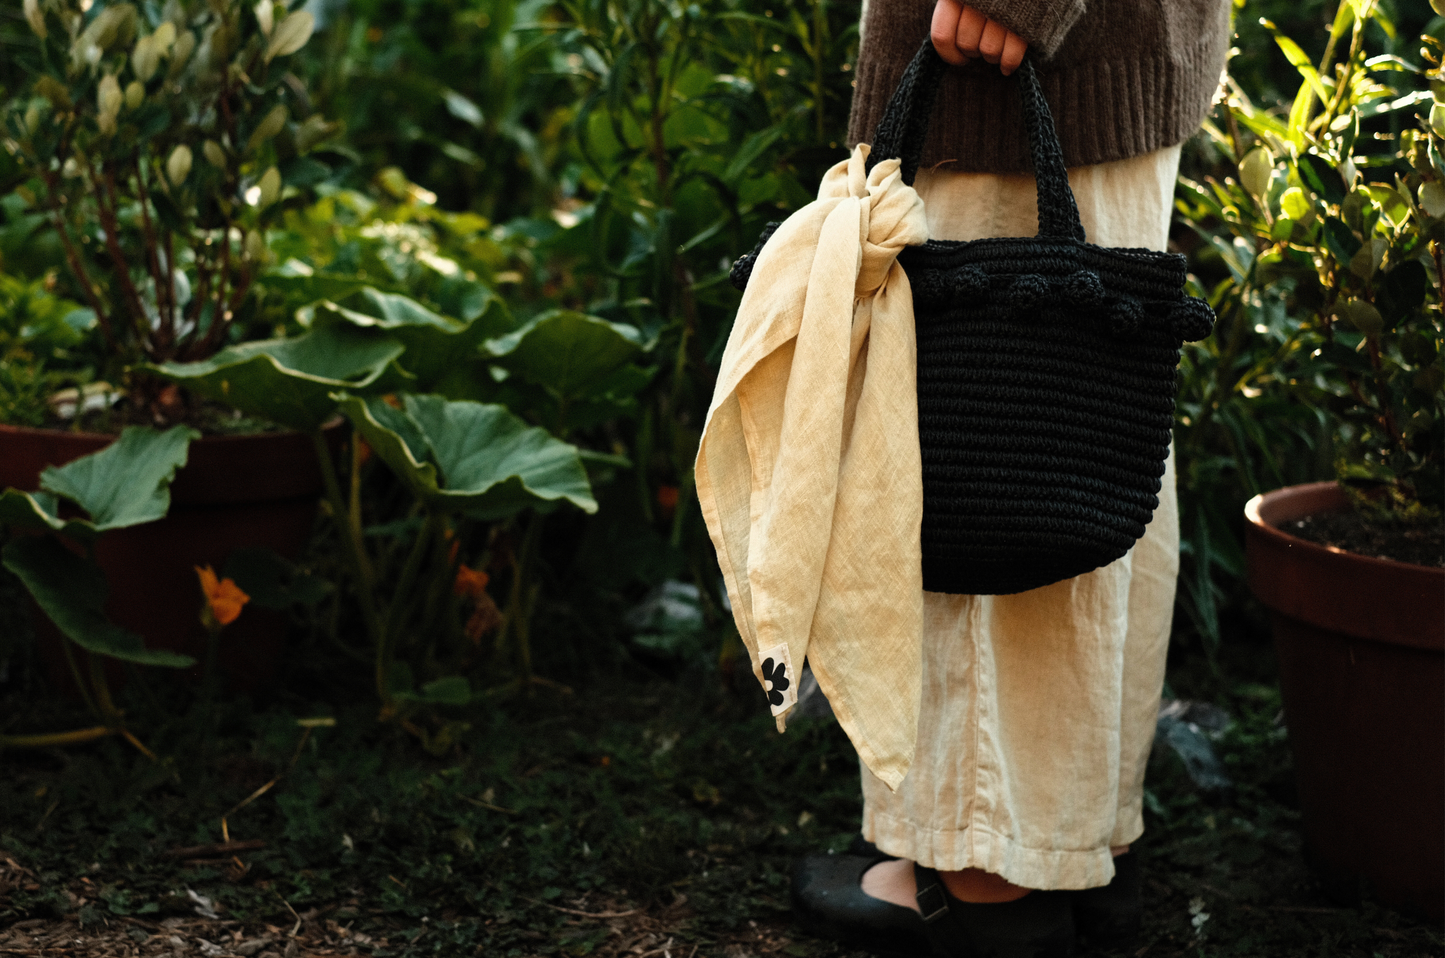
[968,0,1086,59]
[848,31,1226,174]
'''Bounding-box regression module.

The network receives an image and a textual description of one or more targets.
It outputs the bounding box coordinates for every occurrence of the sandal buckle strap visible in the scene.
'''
[915,877,950,923]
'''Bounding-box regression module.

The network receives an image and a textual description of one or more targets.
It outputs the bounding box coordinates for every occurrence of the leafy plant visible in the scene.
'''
[300,0,568,219]
[1173,0,1441,659]
[0,425,197,751]
[148,286,609,715]
[0,272,96,425]
[2,0,340,417]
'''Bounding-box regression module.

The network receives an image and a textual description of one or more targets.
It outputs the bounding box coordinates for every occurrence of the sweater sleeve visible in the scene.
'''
[964,0,1086,59]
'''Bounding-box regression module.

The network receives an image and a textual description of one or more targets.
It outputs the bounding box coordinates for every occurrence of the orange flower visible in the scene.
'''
[453,565,490,600]
[196,565,249,627]
[656,485,679,512]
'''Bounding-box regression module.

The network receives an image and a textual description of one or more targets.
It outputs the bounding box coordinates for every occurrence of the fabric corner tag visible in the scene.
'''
[758,643,797,718]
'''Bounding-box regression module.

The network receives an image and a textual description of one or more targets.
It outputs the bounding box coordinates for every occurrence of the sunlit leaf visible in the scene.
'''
[147,323,413,431]
[306,288,511,392]
[336,393,597,515]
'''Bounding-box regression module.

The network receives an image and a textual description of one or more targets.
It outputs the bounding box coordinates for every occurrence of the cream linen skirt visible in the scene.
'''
[859,145,1184,892]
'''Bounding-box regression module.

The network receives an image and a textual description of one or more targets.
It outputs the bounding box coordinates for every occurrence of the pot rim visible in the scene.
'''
[1245,481,1443,576]
[0,416,344,444]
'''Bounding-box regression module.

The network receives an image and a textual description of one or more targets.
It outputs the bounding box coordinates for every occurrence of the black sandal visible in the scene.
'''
[849,835,1141,949]
[790,852,933,957]
[1072,851,1141,948]
[912,865,1075,958]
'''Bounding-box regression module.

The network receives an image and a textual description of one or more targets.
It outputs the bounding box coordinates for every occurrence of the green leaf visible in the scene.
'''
[723,127,784,184]
[1287,79,1315,151]
[1348,237,1387,280]
[336,393,597,515]
[1262,20,1330,103]
[1322,216,1362,263]
[146,323,413,431]
[1280,186,1311,220]
[305,288,459,334]
[1361,184,1410,228]
[0,489,92,539]
[1,537,195,667]
[485,310,644,402]
[1420,181,1445,219]
[1297,153,1345,204]
[395,675,471,705]
[260,265,372,304]
[39,425,198,532]
[308,288,509,393]
[1335,299,1384,337]
[1239,147,1274,199]
[1377,260,1429,324]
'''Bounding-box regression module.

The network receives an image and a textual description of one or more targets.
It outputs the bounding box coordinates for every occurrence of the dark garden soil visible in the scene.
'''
[35,394,284,438]
[1,651,1441,958]
[1285,508,1444,568]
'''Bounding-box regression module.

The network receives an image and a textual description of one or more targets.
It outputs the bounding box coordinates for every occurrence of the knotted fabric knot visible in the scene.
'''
[694,143,928,792]
[816,148,929,297]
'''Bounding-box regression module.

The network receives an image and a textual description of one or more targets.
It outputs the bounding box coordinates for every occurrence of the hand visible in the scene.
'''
[930,0,1028,76]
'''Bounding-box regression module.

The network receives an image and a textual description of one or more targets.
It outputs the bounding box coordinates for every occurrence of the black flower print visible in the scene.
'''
[762,657,790,707]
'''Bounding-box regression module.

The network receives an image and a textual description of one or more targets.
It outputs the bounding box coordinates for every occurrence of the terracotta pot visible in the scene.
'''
[1245,482,1443,923]
[0,421,345,693]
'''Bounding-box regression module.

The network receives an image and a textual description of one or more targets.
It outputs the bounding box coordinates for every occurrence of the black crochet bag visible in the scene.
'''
[730,41,1215,596]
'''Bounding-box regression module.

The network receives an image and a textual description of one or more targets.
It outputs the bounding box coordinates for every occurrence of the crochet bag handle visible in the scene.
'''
[866,40,1087,244]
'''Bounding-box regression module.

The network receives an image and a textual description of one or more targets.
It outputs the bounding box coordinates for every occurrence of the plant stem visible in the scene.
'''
[0,726,117,749]
[311,429,382,646]
[132,157,172,355]
[58,637,99,721]
[377,512,443,709]
[88,158,150,351]
[494,512,543,682]
[87,653,121,721]
[42,176,117,354]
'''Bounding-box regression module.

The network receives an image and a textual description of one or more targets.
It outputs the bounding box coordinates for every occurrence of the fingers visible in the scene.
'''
[999,31,1027,75]
[953,4,988,57]
[930,0,966,65]
[931,2,1030,74]
[976,18,1007,63]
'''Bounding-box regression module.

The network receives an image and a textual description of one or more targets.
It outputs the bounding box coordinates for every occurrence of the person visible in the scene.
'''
[787,1,1232,954]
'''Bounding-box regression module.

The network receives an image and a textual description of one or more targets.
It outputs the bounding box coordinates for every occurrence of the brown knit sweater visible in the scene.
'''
[847,0,1232,173]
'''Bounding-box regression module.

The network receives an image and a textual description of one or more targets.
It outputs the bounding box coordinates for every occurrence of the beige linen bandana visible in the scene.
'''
[695,145,928,790]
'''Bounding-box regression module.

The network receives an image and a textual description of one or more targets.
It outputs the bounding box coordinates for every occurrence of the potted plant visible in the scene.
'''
[0,0,344,690]
[1177,2,1442,922]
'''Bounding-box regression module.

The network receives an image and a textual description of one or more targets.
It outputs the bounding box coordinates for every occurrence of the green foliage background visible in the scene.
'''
[0,0,1439,738]
[0,0,1442,949]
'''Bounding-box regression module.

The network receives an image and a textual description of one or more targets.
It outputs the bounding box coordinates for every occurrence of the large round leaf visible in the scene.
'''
[147,322,413,431]
[484,310,645,401]
[0,426,197,540]
[43,425,198,531]
[306,287,514,393]
[2,536,195,667]
[336,393,597,516]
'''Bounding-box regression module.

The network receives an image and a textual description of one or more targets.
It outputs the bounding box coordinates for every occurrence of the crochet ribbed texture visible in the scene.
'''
[847,0,1231,174]
[732,42,1215,596]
